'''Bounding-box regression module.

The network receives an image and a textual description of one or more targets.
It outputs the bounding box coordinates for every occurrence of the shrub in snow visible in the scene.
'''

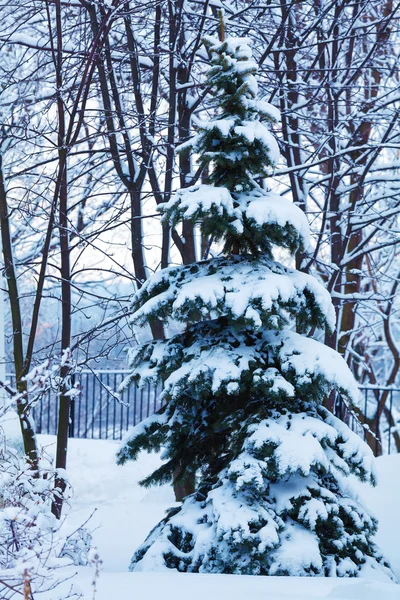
[0,439,61,597]
[0,438,90,599]
[117,35,393,579]
[0,363,89,598]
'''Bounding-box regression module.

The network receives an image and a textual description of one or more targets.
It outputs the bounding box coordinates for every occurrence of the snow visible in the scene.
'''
[45,570,400,600]
[248,415,335,477]
[202,118,236,137]
[264,330,361,403]
[355,454,400,578]
[132,256,335,332]
[269,524,323,576]
[223,37,252,55]
[162,336,266,396]
[0,407,24,452]
[161,186,308,255]
[234,121,280,164]
[193,117,279,165]
[256,100,280,122]
[235,59,259,75]
[121,327,359,417]
[3,32,75,52]
[34,435,400,599]
[160,183,236,221]
[237,190,310,250]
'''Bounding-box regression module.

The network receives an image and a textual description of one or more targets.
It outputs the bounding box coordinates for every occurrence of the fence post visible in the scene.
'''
[69,398,75,438]
[68,372,76,438]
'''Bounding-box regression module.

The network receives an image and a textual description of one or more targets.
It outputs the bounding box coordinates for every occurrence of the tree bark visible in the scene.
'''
[52,158,71,519]
[0,150,39,471]
[173,464,195,502]
[51,0,72,519]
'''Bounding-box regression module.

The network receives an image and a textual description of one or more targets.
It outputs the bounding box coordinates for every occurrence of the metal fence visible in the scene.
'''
[334,387,399,455]
[6,371,400,452]
[6,371,163,441]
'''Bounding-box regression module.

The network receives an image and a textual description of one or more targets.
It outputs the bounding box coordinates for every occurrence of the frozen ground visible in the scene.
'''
[38,435,400,600]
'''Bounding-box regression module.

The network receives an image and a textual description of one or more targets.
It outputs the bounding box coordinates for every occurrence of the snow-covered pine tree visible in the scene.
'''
[117,35,393,579]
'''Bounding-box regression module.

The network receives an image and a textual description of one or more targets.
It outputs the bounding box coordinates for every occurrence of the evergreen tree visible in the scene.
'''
[117,35,393,578]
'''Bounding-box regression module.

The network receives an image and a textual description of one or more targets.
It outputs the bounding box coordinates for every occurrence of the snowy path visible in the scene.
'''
[38,436,400,599]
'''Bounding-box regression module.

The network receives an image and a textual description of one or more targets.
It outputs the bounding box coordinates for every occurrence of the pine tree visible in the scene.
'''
[117,35,393,579]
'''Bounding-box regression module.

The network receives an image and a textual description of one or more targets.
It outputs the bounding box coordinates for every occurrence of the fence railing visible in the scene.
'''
[5,372,399,453]
[334,387,399,455]
[6,371,162,441]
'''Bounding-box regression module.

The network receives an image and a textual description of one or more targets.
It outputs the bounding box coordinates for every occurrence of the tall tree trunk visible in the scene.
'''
[52,157,71,519]
[52,0,72,519]
[0,151,39,471]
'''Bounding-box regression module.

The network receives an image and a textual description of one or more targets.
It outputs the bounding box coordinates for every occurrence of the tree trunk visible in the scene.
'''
[0,149,39,471]
[173,464,195,502]
[51,0,72,519]
[52,158,71,519]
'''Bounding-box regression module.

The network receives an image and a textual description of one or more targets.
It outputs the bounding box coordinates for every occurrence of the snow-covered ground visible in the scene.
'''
[38,435,400,600]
